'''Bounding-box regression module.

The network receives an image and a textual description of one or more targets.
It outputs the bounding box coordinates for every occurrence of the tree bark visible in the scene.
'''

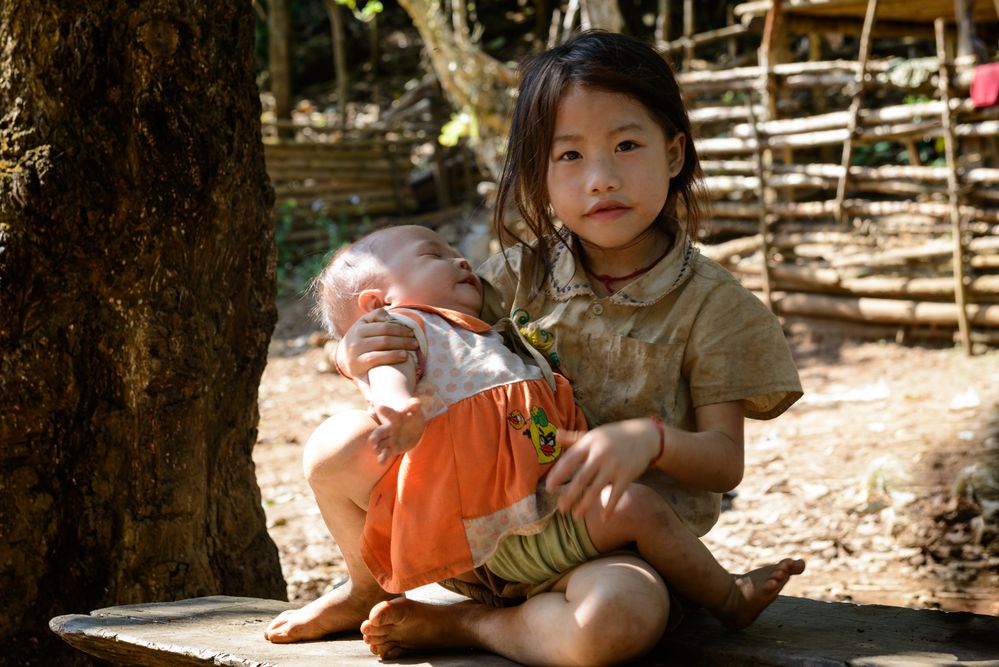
[0,2,285,663]
[268,0,294,136]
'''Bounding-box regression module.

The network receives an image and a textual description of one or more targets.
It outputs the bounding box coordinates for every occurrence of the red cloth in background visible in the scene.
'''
[971,62,999,108]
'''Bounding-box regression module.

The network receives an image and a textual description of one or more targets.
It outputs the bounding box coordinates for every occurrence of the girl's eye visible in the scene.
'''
[557,150,581,162]
[616,140,638,152]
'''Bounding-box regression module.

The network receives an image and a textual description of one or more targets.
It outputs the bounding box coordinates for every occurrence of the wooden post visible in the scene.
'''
[657,0,671,46]
[683,0,694,69]
[935,18,974,353]
[324,0,349,130]
[746,97,775,311]
[834,0,879,226]
[954,0,982,61]
[267,0,293,140]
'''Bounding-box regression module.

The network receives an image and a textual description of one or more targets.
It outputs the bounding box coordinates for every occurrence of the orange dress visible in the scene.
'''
[359,306,586,593]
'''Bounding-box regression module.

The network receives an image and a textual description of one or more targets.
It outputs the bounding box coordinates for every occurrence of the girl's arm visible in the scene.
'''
[366,353,424,464]
[546,400,744,517]
[335,308,419,380]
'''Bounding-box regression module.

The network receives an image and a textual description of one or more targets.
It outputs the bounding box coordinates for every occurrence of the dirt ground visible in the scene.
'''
[254,297,999,617]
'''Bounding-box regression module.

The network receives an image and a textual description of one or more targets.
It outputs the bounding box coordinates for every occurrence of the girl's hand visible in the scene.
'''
[545,419,659,519]
[337,308,419,379]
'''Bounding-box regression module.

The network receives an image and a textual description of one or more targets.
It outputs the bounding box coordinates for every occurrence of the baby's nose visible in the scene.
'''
[455,257,471,270]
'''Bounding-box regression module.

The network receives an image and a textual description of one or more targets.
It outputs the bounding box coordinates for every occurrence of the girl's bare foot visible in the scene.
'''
[264,582,392,643]
[716,558,806,630]
[360,597,479,659]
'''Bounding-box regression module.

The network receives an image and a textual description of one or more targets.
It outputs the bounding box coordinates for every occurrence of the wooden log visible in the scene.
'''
[708,198,999,222]
[770,291,999,327]
[700,235,765,263]
[659,23,749,55]
[731,259,999,299]
[704,161,999,185]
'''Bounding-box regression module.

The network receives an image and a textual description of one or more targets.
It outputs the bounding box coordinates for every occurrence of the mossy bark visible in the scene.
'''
[0,2,285,663]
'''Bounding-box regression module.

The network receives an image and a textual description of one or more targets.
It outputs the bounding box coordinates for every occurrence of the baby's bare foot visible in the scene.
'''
[717,558,805,630]
[360,597,476,659]
[264,582,391,643]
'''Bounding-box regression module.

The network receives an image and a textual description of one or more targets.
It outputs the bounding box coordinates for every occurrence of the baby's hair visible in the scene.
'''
[308,228,394,338]
[493,30,705,291]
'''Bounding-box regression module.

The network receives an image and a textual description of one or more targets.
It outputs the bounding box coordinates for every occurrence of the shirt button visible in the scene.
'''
[591,303,604,316]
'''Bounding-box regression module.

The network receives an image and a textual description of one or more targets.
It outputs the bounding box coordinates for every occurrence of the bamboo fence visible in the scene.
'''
[679,5,999,351]
[261,76,475,260]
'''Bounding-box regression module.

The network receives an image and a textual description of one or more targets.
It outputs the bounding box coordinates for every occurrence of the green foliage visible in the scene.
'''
[852,139,943,168]
[274,198,358,297]
[334,0,383,22]
[439,109,479,147]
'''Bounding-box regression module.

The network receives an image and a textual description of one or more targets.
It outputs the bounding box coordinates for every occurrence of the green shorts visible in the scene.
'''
[438,511,687,632]
[440,511,597,606]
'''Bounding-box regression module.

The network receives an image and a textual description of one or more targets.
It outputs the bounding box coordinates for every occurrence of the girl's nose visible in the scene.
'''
[587,158,620,193]
[455,257,471,271]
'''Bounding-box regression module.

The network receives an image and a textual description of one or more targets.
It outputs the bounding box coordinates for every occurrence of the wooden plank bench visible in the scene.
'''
[50,586,999,666]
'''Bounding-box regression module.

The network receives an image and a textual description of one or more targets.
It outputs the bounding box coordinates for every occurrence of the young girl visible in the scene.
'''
[266,31,804,664]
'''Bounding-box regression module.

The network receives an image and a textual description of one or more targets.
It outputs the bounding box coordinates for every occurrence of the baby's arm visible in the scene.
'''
[366,354,424,464]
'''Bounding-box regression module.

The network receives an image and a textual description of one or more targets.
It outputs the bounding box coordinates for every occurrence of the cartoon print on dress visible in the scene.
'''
[506,407,561,463]
[507,409,527,430]
[528,406,560,463]
[512,307,560,368]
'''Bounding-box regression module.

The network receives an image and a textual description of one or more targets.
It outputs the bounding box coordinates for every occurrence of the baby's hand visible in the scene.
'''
[338,308,419,379]
[369,398,425,464]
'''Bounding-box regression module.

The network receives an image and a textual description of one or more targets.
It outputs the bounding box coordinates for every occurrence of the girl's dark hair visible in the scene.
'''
[493,30,704,291]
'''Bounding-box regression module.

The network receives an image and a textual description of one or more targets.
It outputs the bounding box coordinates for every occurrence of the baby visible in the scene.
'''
[310,223,803,630]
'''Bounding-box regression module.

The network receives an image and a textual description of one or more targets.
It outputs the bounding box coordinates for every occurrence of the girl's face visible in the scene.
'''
[381,226,482,317]
[545,84,685,254]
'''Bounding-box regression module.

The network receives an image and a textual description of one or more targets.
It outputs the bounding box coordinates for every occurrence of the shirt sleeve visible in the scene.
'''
[385,309,429,380]
[682,279,803,420]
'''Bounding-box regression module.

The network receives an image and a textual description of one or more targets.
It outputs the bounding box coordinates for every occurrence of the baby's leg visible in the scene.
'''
[584,484,804,630]
[264,410,394,643]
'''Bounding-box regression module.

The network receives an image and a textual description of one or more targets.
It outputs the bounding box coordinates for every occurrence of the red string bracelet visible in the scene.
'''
[648,415,666,468]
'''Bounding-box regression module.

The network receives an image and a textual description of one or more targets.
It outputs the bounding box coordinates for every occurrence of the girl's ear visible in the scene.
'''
[666,133,686,178]
[357,289,388,313]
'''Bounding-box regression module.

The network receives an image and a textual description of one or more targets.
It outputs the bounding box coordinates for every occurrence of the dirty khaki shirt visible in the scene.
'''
[478,231,802,536]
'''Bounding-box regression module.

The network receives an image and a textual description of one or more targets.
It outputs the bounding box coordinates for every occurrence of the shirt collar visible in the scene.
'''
[547,228,699,306]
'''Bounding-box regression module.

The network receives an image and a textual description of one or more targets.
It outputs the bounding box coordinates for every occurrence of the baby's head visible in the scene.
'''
[311,225,482,337]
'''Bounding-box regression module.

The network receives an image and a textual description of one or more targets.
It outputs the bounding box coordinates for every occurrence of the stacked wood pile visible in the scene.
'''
[261,77,478,262]
[677,4,999,350]
[264,133,419,254]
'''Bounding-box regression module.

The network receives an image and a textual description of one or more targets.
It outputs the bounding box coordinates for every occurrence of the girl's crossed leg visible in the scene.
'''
[362,555,670,666]
[582,483,805,631]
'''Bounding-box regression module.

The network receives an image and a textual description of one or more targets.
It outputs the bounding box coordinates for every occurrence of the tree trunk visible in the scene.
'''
[580,0,624,32]
[397,0,518,179]
[268,0,294,137]
[0,2,286,663]
[325,0,351,129]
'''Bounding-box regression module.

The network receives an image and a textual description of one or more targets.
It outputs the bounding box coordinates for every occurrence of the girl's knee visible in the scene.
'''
[565,558,670,664]
[302,409,377,485]
[613,483,677,531]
